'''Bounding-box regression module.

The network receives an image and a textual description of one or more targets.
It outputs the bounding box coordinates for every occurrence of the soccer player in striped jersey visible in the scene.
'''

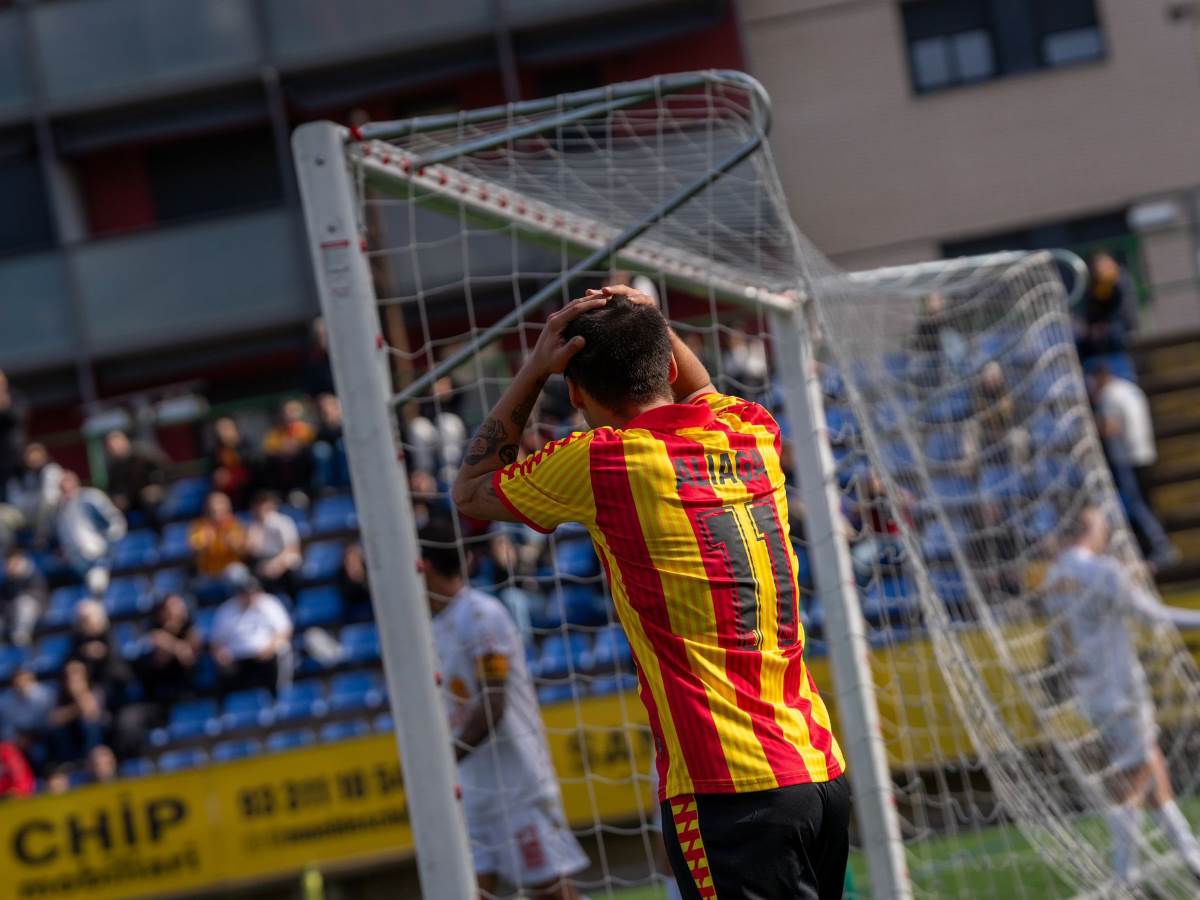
[452,285,847,899]
[1044,503,1200,886]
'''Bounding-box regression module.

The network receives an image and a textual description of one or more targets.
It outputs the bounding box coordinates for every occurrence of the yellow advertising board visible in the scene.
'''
[0,693,652,900]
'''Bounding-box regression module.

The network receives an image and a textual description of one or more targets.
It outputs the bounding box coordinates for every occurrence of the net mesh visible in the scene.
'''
[337,74,1200,898]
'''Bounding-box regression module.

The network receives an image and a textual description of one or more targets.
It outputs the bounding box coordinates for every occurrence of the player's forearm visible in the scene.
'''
[451,367,544,510]
[666,327,714,401]
[453,689,507,761]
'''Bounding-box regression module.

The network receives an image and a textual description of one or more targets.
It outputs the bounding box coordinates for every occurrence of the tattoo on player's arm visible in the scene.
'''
[509,378,544,429]
[464,417,517,467]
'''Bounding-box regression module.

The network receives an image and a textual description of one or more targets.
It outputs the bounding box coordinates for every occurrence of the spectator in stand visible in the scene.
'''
[262,400,315,504]
[44,767,71,795]
[843,470,910,582]
[104,430,169,528]
[47,660,106,765]
[0,369,27,492]
[1091,364,1179,569]
[337,542,371,614]
[1077,251,1138,362]
[70,601,132,705]
[210,565,292,696]
[84,744,117,785]
[408,377,467,483]
[134,593,201,707]
[964,361,1029,468]
[123,594,201,758]
[912,292,969,384]
[245,492,302,597]
[303,317,336,398]
[2,442,63,548]
[0,740,34,798]
[0,667,55,749]
[55,471,126,591]
[1,548,47,647]
[311,393,350,493]
[189,491,246,579]
[210,417,257,510]
[721,324,770,395]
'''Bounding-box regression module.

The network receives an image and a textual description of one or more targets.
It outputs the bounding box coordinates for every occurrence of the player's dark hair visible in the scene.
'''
[418,516,465,578]
[563,294,673,411]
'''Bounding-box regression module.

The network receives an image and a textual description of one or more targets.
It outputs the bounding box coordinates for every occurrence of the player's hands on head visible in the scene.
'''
[527,293,607,377]
[588,284,657,308]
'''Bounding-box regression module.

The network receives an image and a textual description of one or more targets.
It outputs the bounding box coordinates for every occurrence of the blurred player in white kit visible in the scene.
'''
[1045,503,1200,885]
[419,517,589,899]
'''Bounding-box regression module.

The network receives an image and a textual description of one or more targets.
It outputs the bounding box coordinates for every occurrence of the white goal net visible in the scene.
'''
[294,71,1200,899]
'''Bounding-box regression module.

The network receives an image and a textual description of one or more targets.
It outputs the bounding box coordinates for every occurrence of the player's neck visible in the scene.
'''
[606,397,674,429]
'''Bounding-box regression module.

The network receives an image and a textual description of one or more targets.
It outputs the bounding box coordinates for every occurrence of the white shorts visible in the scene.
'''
[468,797,589,889]
[1095,705,1158,773]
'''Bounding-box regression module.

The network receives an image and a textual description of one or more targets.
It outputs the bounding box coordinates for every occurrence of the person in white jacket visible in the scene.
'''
[55,471,125,591]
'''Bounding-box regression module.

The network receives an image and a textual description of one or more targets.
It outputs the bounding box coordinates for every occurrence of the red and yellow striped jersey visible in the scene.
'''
[494,392,844,800]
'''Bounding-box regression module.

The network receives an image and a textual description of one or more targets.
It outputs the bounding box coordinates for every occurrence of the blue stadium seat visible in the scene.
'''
[320,720,369,743]
[929,568,969,614]
[160,477,210,523]
[191,653,219,693]
[158,522,194,565]
[340,623,380,665]
[1022,503,1058,544]
[153,698,219,746]
[554,539,599,580]
[820,365,845,399]
[591,673,639,696]
[860,576,914,625]
[193,607,217,642]
[979,465,1024,504]
[537,682,576,705]
[213,739,263,763]
[111,530,159,572]
[374,713,394,733]
[794,545,814,591]
[301,541,345,584]
[279,504,312,540]
[104,577,151,620]
[118,757,155,778]
[311,494,358,536]
[112,622,141,660]
[1083,352,1137,382]
[158,748,208,772]
[538,632,591,680]
[328,671,384,712]
[558,585,607,627]
[43,584,88,630]
[30,634,73,676]
[151,567,189,598]
[924,431,962,464]
[923,390,973,425]
[1030,456,1085,496]
[222,689,274,731]
[586,625,632,672]
[833,448,869,490]
[275,682,327,722]
[294,587,344,630]
[0,645,27,682]
[882,352,909,384]
[920,520,956,562]
[824,405,858,443]
[266,729,316,753]
[930,475,974,505]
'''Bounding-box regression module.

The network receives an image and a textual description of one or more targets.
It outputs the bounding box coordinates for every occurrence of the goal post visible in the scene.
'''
[292,120,477,900]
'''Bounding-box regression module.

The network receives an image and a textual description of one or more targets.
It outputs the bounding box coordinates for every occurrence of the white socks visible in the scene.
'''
[1106,803,1141,882]
[1151,801,1200,871]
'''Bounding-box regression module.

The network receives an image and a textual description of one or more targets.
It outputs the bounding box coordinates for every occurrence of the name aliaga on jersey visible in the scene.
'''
[431,587,560,820]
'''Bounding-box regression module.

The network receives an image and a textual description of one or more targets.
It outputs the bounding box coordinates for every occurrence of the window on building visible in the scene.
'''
[145,128,283,225]
[0,134,55,254]
[901,0,1105,95]
[1035,0,1105,68]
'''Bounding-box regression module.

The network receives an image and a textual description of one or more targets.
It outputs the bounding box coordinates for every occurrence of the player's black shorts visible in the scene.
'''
[661,776,850,900]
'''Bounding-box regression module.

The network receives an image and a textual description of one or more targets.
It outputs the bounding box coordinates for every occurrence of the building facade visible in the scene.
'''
[0,0,742,410]
[741,0,1200,336]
